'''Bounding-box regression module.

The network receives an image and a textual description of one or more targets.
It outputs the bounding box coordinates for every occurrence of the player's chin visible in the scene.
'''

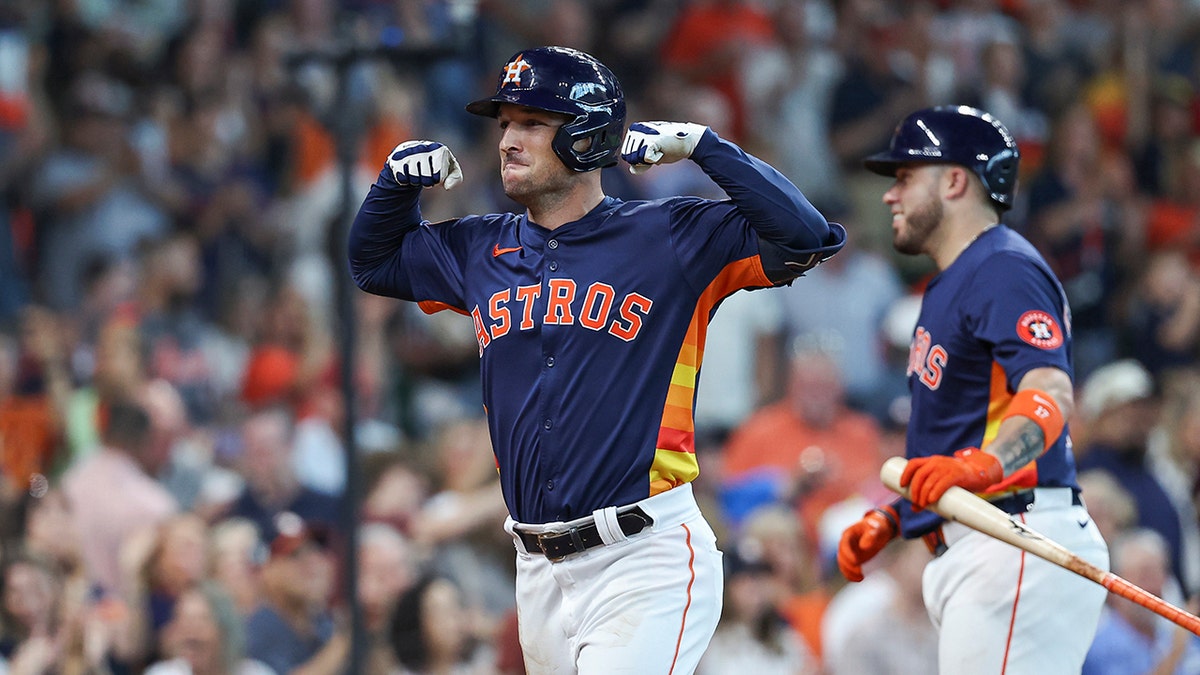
[502,177,533,202]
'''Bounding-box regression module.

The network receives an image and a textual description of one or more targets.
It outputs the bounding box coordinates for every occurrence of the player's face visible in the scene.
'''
[496,104,575,204]
[882,164,944,256]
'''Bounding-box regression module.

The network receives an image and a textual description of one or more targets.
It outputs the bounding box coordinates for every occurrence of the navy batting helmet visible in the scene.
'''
[466,46,626,173]
[864,105,1020,211]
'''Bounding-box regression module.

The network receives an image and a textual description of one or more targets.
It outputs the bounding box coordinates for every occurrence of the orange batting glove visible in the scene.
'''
[837,505,899,582]
[900,448,1004,510]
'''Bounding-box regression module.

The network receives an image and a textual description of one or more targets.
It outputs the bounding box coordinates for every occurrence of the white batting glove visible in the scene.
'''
[621,122,708,174]
[386,140,463,190]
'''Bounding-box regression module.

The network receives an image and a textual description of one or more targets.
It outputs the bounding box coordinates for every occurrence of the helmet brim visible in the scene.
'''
[863,155,900,177]
[466,96,501,118]
[466,93,580,119]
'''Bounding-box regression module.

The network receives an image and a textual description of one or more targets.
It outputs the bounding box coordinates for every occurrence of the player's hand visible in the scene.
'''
[386,140,463,190]
[837,506,899,582]
[621,121,707,174]
[900,448,1004,510]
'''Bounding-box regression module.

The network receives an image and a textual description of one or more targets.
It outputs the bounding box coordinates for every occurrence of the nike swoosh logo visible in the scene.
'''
[493,244,522,257]
[1077,518,1090,528]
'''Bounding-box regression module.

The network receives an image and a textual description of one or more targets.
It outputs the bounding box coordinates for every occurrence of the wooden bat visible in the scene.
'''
[880,456,1200,637]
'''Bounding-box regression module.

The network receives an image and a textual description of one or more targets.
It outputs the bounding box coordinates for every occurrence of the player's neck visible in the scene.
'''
[527,182,606,231]
[933,215,999,271]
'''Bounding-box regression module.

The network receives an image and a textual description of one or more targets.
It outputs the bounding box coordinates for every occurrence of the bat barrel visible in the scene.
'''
[1103,574,1200,637]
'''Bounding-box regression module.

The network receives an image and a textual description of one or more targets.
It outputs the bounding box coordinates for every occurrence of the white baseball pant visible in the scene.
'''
[505,483,723,674]
[922,487,1110,674]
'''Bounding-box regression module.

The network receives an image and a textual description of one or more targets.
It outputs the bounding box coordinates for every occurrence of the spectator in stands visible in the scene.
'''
[697,539,817,675]
[388,573,494,675]
[721,342,884,539]
[1123,250,1200,377]
[774,222,907,421]
[62,398,179,597]
[825,539,937,675]
[358,522,418,675]
[30,72,170,311]
[244,513,346,675]
[145,581,274,675]
[732,506,825,668]
[1077,360,1190,591]
[224,406,340,543]
[0,313,66,504]
[1147,369,1200,596]
[207,517,265,617]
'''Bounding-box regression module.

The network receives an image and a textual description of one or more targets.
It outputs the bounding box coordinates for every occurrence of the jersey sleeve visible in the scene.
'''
[962,252,1072,389]
[348,167,480,312]
[685,130,846,283]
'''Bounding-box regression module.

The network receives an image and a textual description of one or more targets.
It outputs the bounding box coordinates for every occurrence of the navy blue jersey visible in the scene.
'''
[350,131,845,523]
[899,225,1082,538]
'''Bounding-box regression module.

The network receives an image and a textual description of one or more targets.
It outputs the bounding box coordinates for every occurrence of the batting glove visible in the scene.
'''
[621,121,708,174]
[900,448,1004,511]
[837,505,899,582]
[386,141,463,190]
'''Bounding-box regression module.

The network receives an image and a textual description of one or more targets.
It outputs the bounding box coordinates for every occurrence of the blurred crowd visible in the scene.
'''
[1,0,1200,673]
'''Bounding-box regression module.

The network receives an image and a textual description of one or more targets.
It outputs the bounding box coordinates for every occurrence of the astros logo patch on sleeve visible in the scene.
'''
[1017,310,1063,349]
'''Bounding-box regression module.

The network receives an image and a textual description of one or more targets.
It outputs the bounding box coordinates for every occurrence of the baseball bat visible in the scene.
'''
[880,456,1200,637]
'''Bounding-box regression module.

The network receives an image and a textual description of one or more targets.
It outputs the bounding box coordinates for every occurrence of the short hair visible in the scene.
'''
[101,399,152,450]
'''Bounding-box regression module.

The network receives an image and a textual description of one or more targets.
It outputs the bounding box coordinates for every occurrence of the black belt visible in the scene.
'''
[516,507,653,562]
[988,488,1082,515]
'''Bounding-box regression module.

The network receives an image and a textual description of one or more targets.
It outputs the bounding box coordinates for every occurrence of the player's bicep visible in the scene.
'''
[967,256,1071,382]
[666,198,846,289]
[399,218,475,309]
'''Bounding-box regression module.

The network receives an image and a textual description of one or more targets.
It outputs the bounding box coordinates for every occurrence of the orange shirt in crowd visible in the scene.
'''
[0,395,58,490]
[722,401,883,540]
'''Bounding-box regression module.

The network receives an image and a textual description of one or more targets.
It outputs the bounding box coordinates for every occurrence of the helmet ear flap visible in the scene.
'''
[984,147,1019,208]
[552,111,626,172]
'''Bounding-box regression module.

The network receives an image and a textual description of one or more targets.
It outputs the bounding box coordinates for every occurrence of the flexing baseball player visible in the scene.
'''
[836,106,1110,673]
[348,46,844,674]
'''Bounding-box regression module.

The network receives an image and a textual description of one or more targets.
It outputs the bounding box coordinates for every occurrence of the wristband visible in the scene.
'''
[1002,388,1065,452]
[869,504,900,537]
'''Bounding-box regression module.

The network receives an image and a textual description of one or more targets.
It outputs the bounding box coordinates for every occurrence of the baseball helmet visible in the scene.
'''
[466,46,626,173]
[864,105,1020,211]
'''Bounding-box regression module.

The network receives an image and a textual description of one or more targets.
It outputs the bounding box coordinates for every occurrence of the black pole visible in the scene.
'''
[290,34,470,673]
[329,52,366,675]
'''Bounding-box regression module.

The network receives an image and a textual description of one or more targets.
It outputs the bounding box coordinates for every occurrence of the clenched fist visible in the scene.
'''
[621,122,707,174]
[387,141,463,190]
[900,448,1004,510]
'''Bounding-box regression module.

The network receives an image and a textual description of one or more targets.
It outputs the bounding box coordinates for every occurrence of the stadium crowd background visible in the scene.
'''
[1,0,1199,672]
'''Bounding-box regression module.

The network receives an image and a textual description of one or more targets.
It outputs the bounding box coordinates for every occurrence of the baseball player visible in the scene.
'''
[836,106,1110,673]
[348,46,845,674]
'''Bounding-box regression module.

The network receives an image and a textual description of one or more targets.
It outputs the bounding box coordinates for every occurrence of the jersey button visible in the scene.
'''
[545,356,555,367]
[547,239,559,250]
[549,261,559,271]
[543,418,553,430]
[545,480,554,491]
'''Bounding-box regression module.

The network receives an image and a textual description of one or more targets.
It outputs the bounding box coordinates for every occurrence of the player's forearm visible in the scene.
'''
[347,169,422,295]
[689,129,832,250]
[985,367,1074,474]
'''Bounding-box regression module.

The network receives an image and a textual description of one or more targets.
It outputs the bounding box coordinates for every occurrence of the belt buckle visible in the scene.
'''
[537,527,583,563]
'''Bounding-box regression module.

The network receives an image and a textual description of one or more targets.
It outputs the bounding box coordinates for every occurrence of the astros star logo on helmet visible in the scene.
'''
[502,56,532,86]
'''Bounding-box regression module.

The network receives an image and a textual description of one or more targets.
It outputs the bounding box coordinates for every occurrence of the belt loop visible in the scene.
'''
[505,517,533,555]
[594,506,625,545]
